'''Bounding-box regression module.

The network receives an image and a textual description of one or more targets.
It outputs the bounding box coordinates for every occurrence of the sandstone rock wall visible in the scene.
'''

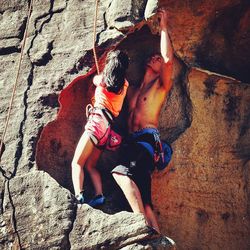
[0,0,249,249]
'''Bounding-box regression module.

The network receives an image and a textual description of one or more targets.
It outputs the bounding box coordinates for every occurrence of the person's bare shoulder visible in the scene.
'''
[93,74,106,87]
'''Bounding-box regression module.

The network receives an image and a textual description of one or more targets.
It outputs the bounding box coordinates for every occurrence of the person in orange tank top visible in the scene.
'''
[72,50,129,206]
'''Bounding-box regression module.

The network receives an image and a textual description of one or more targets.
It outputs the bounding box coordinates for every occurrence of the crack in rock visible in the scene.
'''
[12,0,69,174]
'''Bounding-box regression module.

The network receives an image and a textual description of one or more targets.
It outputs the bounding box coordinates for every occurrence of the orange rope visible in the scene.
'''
[92,0,100,74]
[0,0,33,164]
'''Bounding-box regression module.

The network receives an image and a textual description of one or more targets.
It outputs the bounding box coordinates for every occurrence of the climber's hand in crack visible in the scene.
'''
[157,8,169,30]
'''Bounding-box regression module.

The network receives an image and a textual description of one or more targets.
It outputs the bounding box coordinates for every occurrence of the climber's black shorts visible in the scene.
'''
[111,138,154,207]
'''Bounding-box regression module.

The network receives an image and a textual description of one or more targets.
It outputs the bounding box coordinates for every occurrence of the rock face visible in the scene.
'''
[0,0,249,249]
[70,205,175,250]
[152,68,250,249]
[1,171,76,249]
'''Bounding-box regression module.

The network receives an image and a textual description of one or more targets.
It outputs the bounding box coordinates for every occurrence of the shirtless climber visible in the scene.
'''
[111,8,174,233]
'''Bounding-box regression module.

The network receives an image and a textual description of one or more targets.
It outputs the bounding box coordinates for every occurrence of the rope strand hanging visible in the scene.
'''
[92,0,100,74]
[0,0,33,164]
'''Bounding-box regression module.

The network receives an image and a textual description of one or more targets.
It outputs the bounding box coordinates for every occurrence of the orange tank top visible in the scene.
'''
[92,75,129,117]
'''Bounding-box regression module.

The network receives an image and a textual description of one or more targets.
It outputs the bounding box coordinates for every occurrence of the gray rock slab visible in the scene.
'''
[1,170,76,250]
[120,236,176,250]
[70,204,175,249]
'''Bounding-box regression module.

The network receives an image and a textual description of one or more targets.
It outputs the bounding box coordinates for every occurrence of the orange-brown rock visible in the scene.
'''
[0,0,249,249]
[152,68,250,249]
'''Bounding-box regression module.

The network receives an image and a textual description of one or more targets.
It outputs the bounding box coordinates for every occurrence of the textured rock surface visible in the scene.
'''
[0,0,249,249]
[152,68,250,249]
[70,205,175,250]
[163,0,250,83]
[0,171,76,249]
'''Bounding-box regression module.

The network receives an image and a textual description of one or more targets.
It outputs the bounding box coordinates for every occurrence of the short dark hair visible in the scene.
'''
[103,50,129,94]
[143,51,161,68]
[146,51,161,61]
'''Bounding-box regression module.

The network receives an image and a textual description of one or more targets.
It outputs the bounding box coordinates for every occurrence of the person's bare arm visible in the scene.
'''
[159,9,174,92]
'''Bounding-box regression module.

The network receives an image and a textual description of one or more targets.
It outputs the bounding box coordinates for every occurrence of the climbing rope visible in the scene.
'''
[92,0,100,74]
[0,0,33,164]
[1,0,99,163]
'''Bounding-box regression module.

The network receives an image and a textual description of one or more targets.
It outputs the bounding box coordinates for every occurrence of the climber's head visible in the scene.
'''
[145,52,163,73]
